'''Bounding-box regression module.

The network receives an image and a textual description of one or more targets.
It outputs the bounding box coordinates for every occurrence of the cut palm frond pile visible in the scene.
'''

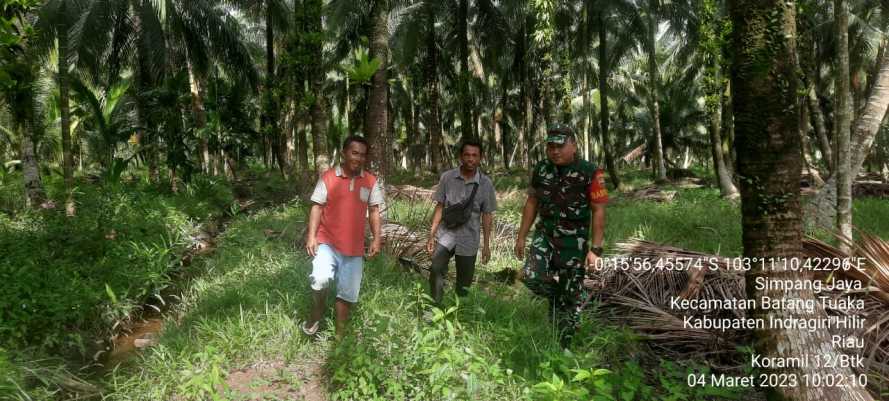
[385,184,436,201]
[853,181,889,198]
[808,231,889,390]
[495,187,527,203]
[382,220,520,282]
[626,186,677,202]
[382,223,431,274]
[589,240,746,363]
[622,144,646,163]
[594,233,889,392]
[673,178,706,189]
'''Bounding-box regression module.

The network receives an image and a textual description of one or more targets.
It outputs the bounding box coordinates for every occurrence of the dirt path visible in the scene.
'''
[224,359,327,401]
[100,176,333,400]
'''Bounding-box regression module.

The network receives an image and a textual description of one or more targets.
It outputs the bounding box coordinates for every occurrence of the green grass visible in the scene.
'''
[0,172,237,399]
[605,187,743,256]
[852,197,889,239]
[103,198,751,401]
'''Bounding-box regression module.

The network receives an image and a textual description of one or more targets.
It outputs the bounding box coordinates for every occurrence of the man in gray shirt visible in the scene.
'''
[425,140,497,304]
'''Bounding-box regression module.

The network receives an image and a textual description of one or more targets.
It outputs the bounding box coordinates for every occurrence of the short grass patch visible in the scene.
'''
[104,196,755,400]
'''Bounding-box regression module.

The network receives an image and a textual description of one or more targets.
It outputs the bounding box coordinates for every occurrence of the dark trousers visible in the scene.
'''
[522,235,588,348]
[429,244,477,304]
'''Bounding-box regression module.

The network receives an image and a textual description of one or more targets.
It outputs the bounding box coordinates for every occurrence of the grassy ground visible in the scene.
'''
[101,189,758,400]
[0,172,237,399]
[5,167,887,400]
[0,167,304,400]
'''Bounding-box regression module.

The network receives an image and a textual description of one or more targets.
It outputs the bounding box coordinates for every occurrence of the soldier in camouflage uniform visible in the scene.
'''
[514,125,609,347]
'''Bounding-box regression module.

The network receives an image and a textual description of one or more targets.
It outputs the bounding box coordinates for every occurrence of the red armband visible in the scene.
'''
[588,169,609,204]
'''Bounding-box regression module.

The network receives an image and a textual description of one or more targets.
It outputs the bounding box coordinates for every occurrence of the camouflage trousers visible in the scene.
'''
[521,232,587,347]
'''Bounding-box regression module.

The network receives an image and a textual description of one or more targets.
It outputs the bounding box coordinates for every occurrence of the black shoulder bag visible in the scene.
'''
[441,183,479,229]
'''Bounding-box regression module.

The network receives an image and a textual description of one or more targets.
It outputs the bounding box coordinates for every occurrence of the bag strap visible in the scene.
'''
[465,182,479,206]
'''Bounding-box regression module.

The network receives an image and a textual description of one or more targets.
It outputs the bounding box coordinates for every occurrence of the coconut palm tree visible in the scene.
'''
[808,0,889,226]
[228,0,288,171]
[638,0,668,182]
[730,2,876,400]
[1,2,46,208]
[665,0,738,196]
[327,0,418,178]
[34,0,88,214]
[835,0,852,249]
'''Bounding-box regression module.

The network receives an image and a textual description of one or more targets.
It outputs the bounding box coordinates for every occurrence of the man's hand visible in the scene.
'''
[514,237,526,260]
[426,237,435,255]
[585,250,599,273]
[481,245,491,264]
[367,238,382,258]
[305,236,319,257]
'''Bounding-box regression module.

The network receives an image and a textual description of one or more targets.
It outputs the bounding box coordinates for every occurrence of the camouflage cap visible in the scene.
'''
[545,124,575,144]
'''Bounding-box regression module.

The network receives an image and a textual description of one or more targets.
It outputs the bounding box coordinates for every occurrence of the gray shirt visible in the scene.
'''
[433,168,497,256]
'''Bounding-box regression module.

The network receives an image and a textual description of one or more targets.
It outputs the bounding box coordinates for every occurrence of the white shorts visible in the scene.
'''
[309,244,364,303]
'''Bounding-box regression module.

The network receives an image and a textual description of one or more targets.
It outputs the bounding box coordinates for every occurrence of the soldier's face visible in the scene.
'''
[460,145,482,172]
[546,140,577,166]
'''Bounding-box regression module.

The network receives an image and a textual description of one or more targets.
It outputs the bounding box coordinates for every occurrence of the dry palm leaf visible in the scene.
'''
[385,184,436,201]
[603,234,889,396]
[626,187,677,202]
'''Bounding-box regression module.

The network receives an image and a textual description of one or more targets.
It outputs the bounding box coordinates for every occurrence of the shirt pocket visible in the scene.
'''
[359,186,370,203]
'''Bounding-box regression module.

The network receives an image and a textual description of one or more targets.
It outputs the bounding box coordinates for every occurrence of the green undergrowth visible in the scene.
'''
[103,201,750,401]
[849,197,889,239]
[0,173,236,399]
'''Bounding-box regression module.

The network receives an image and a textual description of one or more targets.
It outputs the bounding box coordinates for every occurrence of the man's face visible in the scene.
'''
[343,141,368,173]
[546,139,577,166]
[460,145,481,172]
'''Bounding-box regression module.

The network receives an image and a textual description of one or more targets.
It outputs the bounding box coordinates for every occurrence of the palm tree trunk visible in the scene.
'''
[311,96,330,172]
[493,101,502,167]
[730,2,874,400]
[865,38,887,103]
[709,65,738,197]
[835,0,852,249]
[306,0,328,174]
[800,31,833,175]
[57,15,75,215]
[263,3,284,174]
[709,104,738,197]
[366,0,390,178]
[580,4,590,160]
[810,35,889,227]
[425,2,441,173]
[296,118,309,177]
[808,87,833,173]
[599,11,620,189]
[850,49,889,177]
[499,85,510,170]
[521,81,532,168]
[458,0,472,142]
[134,53,158,183]
[533,89,546,163]
[582,70,590,160]
[647,0,667,183]
[21,126,45,209]
[722,80,736,177]
[186,59,211,175]
[519,18,531,168]
[799,93,822,186]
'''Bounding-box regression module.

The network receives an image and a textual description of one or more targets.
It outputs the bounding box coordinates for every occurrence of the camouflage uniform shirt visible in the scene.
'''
[523,157,608,346]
